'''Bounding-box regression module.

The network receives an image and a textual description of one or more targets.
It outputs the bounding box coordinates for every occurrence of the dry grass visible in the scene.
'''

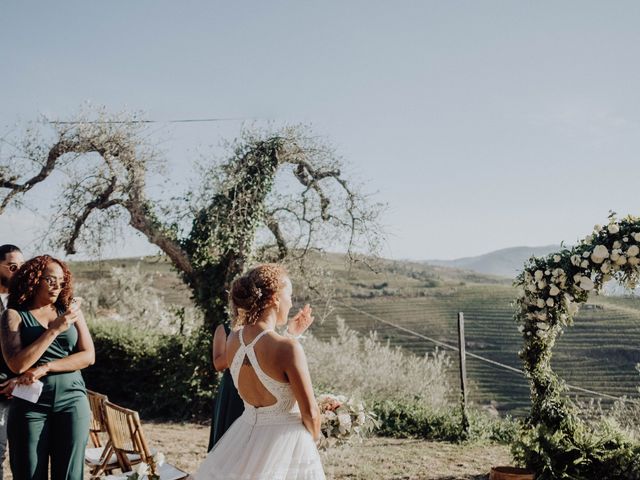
[1,421,512,480]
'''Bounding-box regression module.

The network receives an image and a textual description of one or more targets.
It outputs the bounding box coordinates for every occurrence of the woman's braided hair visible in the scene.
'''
[230,264,288,326]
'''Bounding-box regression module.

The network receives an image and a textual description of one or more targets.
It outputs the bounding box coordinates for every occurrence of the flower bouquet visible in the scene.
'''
[316,393,377,449]
[128,452,165,480]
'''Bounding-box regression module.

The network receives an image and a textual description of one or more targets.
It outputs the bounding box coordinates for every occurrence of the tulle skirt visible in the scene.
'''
[195,407,325,480]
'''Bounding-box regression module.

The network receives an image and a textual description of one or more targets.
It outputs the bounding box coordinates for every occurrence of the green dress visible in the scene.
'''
[7,310,90,480]
[207,323,244,451]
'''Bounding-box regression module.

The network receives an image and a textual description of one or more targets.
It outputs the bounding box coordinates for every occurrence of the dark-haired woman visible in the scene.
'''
[0,255,94,480]
[196,263,324,479]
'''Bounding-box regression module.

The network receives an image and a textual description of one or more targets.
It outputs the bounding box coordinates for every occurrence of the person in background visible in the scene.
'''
[0,244,24,480]
[1,255,94,480]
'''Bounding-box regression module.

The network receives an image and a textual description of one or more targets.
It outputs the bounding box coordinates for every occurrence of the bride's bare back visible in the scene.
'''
[226,327,292,408]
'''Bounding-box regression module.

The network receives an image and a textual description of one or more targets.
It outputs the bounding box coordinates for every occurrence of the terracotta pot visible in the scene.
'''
[489,466,535,480]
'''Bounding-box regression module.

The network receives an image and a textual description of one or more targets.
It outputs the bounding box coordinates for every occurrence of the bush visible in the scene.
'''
[84,319,215,419]
[373,399,518,444]
[305,318,452,409]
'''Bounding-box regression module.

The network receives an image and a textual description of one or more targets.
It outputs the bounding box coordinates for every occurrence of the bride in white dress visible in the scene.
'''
[195,264,326,480]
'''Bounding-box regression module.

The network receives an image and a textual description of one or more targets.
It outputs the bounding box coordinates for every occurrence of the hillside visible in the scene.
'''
[426,245,562,278]
[70,253,640,416]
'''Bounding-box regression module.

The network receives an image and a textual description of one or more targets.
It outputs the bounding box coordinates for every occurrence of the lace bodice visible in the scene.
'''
[229,328,300,424]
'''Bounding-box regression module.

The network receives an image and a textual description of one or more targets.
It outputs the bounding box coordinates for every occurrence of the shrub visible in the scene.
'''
[84,319,215,419]
[305,317,451,409]
[373,399,518,444]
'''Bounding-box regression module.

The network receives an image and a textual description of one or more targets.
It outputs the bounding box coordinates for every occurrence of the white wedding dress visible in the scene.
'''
[195,328,326,480]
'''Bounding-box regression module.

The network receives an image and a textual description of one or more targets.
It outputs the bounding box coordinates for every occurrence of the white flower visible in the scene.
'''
[568,302,579,316]
[534,270,544,281]
[135,463,150,477]
[600,262,611,274]
[634,232,640,242]
[537,280,547,289]
[613,241,622,249]
[154,452,165,468]
[616,255,627,266]
[629,257,640,266]
[536,322,549,331]
[536,330,548,339]
[610,251,620,262]
[608,224,620,234]
[584,236,593,245]
[580,276,595,291]
[553,255,561,263]
[536,299,545,308]
[581,260,589,268]
[546,298,555,307]
[571,255,581,266]
[594,224,603,232]
[517,325,525,333]
[549,285,560,296]
[590,245,609,264]
[338,413,352,434]
[624,236,629,242]
[628,245,639,257]
[582,251,591,258]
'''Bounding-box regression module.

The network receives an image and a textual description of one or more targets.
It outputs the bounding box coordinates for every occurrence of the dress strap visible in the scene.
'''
[239,327,246,347]
[245,329,272,348]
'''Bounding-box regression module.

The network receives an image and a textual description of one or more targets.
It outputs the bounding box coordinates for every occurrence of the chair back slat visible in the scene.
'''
[103,401,153,471]
[87,390,109,447]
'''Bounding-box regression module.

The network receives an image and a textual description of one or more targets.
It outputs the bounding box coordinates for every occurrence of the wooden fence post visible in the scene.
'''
[458,311,470,438]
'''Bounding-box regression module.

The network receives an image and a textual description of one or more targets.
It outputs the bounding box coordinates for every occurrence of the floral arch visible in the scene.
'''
[514,214,640,479]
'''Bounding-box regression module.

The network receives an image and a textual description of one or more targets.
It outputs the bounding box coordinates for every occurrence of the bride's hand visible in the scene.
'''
[287,304,314,337]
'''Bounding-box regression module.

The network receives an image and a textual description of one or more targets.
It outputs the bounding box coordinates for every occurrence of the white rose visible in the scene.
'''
[634,232,640,242]
[594,224,602,232]
[610,252,620,262]
[628,245,639,257]
[546,298,555,307]
[568,302,579,315]
[536,322,549,331]
[534,270,544,281]
[135,463,150,477]
[536,299,545,308]
[608,224,620,234]
[582,251,591,258]
[580,276,595,291]
[549,285,560,296]
[613,241,622,249]
[600,262,611,274]
[584,236,593,245]
[537,280,547,289]
[590,245,609,264]
[517,325,525,333]
[553,255,561,263]
[616,255,627,266]
[629,257,640,266]
[571,255,581,266]
[581,260,589,268]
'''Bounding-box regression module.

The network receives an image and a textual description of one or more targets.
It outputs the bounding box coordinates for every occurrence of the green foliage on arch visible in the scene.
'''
[513,214,640,479]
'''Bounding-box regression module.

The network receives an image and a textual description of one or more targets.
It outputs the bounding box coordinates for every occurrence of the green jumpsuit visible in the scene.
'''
[8,310,90,480]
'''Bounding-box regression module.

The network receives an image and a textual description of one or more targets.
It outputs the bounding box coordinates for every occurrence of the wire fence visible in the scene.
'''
[312,301,640,411]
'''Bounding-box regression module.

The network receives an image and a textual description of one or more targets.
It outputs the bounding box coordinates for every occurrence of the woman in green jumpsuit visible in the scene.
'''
[1,255,94,480]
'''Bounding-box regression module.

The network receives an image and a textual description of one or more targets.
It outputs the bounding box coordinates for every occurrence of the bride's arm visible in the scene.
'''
[283,340,321,440]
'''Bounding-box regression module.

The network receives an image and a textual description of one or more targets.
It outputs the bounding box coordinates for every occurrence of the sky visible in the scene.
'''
[1,1,640,261]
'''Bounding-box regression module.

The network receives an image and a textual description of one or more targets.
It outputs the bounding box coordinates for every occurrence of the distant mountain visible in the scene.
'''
[425,245,562,278]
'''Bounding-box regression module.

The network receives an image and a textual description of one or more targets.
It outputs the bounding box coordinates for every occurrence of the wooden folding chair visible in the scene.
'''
[85,390,119,477]
[103,401,188,480]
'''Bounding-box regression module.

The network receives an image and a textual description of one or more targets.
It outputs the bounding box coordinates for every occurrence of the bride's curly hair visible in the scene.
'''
[7,255,74,311]
[230,264,288,326]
